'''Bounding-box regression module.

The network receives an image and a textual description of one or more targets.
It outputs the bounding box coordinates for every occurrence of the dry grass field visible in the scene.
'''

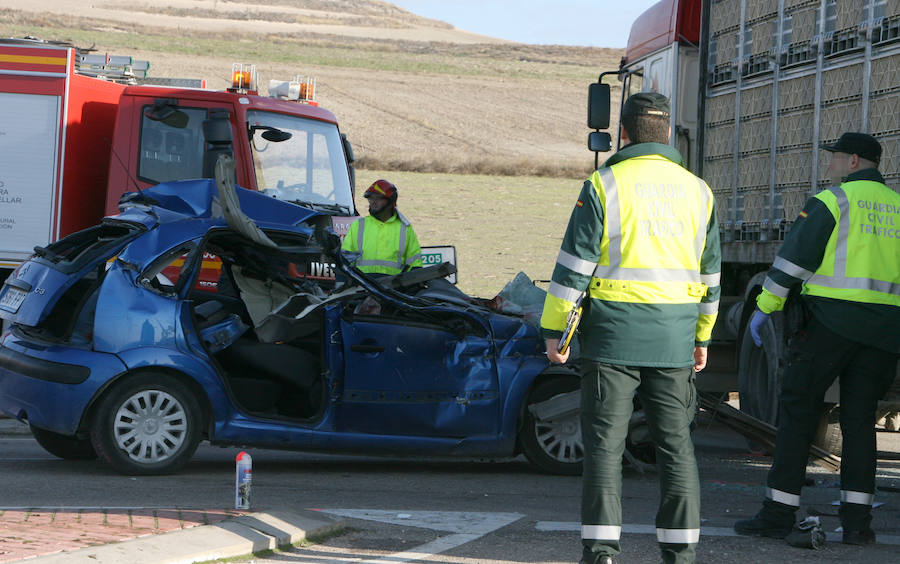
[1,0,624,297]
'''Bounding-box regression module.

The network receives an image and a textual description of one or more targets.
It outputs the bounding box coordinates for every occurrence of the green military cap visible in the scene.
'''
[622,92,670,118]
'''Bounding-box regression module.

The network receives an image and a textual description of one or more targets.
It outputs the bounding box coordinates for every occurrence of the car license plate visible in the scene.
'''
[0,287,27,313]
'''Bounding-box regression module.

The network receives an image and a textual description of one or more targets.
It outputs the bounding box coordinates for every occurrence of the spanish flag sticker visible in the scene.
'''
[575,200,584,207]
[799,210,808,218]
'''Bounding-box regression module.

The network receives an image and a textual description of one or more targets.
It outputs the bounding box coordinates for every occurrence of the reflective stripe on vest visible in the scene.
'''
[591,166,709,286]
[806,186,900,299]
[355,213,411,270]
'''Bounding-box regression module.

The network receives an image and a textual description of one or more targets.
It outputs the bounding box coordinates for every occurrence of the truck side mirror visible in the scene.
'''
[341,133,356,193]
[588,131,612,152]
[341,133,355,163]
[588,82,611,130]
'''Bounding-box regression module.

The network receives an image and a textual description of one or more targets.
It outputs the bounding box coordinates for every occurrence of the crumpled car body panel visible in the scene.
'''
[0,178,554,468]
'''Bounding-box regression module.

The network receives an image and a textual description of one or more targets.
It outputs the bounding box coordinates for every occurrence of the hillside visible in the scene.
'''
[1,0,624,179]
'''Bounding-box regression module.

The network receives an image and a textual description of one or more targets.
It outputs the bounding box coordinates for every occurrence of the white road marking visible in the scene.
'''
[319,509,523,562]
[535,521,900,545]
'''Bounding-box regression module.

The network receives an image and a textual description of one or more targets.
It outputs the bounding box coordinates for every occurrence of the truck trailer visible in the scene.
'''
[589,0,899,446]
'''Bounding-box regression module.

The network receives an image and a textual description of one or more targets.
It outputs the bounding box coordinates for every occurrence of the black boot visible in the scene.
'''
[580,556,617,564]
[842,529,876,545]
[734,511,793,539]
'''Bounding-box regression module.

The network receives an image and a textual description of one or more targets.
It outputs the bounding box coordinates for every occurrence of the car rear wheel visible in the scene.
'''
[520,375,583,476]
[90,372,202,475]
[31,426,97,460]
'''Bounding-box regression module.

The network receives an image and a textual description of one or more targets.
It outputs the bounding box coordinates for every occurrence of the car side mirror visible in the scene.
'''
[588,131,612,152]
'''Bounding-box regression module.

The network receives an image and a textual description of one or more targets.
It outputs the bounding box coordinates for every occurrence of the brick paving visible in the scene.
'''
[0,507,244,562]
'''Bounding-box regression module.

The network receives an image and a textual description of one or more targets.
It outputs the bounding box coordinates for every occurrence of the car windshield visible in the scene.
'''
[247,111,353,213]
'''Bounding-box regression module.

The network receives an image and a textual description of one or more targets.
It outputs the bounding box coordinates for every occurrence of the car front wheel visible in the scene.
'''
[520,375,583,475]
[90,372,202,475]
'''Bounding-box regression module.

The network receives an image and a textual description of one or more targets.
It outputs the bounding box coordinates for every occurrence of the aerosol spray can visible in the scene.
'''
[235,451,252,510]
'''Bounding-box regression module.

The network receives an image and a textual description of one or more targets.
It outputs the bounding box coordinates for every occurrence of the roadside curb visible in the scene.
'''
[24,509,345,563]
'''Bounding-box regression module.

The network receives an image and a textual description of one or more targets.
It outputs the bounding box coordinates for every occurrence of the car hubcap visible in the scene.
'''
[535,411,583,463]
[113,390,187,463]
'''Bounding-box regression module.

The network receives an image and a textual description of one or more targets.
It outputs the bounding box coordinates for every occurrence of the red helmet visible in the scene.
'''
[364,179,398,205]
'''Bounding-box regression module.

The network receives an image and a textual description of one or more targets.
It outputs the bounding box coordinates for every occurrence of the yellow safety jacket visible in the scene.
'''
[804,180,900,305]
[341,212,423,275]
[540,143,721,366]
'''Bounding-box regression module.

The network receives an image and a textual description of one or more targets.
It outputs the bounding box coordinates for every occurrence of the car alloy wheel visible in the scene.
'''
[91,372,202,475]
[113,389,187,463]
[521,374,583,475]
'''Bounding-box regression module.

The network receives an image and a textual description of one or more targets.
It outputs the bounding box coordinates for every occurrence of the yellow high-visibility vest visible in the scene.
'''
[587,158,716,306]
[342,213,422,275]
[803,180,900,306]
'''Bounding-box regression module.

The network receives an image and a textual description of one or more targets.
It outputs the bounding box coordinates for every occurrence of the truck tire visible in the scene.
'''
[813,405,842,456]
[520,374,583,475]
[737,309,784,426]
[31,426,97,460]
[90,372,203,475]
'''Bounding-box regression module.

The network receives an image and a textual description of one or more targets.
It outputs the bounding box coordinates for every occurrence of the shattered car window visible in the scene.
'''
[141,242,198,295]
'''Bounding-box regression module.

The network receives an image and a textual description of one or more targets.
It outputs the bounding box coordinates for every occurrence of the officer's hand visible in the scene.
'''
[693,346,708,372]
[749,310,770,347]
[545,338,570,364]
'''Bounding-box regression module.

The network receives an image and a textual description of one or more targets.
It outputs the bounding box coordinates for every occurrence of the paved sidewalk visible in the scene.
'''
[0,418,343,563]
[0,507,241,562]
[0,507,342,563]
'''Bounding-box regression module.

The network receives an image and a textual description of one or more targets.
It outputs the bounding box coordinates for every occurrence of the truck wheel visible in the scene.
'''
[31,426,97,460]
[90,372,202,475]
[813,405,842,456]
[737,310,783,426]
[520,375,583,476]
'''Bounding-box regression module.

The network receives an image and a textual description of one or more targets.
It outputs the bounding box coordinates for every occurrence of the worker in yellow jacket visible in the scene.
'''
[342,180,422,275]
[734,132,900,545]
[541,93,721,564]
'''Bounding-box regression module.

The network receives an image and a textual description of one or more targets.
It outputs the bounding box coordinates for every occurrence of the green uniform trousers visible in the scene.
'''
[761,318,899,531]
[580,361,700,564]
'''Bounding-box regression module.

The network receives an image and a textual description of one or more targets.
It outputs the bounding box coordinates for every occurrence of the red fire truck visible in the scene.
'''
[0,38,359,290]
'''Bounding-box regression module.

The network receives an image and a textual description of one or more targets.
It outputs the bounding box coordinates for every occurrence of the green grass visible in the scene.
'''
[355,169,585,298]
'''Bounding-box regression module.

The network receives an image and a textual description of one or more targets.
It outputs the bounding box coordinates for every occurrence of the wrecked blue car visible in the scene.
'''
[0,176,581,475]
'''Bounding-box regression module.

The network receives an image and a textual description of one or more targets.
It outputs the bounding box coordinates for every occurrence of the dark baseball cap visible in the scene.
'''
[622,92,670,119]
[821,132,881,164]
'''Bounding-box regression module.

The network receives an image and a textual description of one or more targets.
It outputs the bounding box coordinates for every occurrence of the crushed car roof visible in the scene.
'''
[114,178,323,229]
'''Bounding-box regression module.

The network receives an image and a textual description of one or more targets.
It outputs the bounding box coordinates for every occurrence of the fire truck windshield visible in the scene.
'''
[247,110,353,214]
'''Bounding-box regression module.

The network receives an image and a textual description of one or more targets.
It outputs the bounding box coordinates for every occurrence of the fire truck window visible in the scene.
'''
[140,242,198,296]
[247,110,353,211]
[138,106,206,185]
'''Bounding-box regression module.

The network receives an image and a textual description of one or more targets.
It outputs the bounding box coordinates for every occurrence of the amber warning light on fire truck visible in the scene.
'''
[229,63,257,93]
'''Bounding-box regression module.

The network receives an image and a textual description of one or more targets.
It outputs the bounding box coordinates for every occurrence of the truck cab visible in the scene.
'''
[0,40,357,286]
[106,79,357,227]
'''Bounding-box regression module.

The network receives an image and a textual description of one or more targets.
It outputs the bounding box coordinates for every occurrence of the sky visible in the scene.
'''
[390,0,664,48]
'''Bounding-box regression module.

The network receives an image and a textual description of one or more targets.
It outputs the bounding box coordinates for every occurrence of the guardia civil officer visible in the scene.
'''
[734,132,900,545]
[342,179,423,274]
[541,93,721,564]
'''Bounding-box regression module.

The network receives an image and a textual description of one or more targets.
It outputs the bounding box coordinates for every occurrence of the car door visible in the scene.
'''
[338,311,500,438]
